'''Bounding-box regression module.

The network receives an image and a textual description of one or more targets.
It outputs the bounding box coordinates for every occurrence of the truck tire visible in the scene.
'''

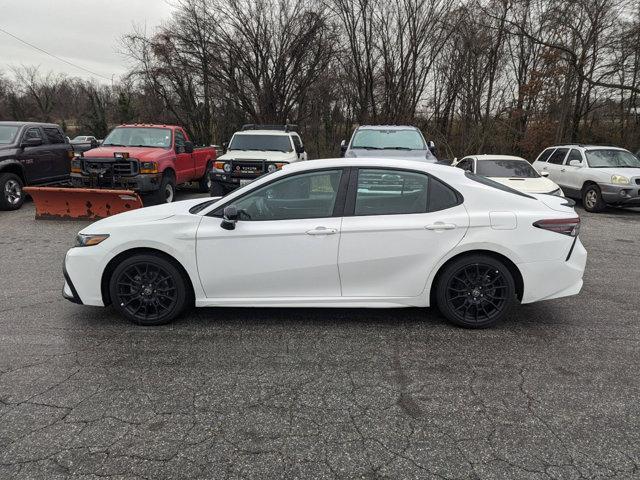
[0,172,25,211]
[582,184,606,213]
[146,173,176,206]
[198,162,213,193]
[210,180,225,197]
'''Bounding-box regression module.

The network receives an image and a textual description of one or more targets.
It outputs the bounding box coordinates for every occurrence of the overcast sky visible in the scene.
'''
[0,0,175,83]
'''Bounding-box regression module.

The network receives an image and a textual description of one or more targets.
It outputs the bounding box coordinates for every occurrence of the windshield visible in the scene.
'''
[229,134,293,152]
[0,126,19,145]
[476,159,539,178]
[351,129,426,150]
[585,149,640,168]
[102,127,172,148]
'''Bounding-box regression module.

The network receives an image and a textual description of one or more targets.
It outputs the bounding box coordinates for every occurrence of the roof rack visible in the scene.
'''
[241,124,298,132]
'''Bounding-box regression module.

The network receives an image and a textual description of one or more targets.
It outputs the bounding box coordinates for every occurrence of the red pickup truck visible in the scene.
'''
[70,124,216,203]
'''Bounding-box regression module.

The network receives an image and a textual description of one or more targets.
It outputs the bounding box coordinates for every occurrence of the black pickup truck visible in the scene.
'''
[0,122,72,210]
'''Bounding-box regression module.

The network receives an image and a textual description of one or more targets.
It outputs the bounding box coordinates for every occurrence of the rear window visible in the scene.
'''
[44,127,65,144]
[475,160,539,178]
[465,172,534,199]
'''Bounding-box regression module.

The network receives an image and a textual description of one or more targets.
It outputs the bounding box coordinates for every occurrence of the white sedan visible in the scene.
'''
[63,158,586,328]
[453,155,564,196]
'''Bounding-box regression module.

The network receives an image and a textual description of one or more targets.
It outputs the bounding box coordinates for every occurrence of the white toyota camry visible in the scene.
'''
[63,158,586,328]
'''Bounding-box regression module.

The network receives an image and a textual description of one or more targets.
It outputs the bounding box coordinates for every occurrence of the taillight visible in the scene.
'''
[533,217,580,236]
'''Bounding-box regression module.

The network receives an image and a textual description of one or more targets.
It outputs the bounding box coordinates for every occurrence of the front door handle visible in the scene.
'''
[425,222,456,231]
[306,226,338,236]
[560,168,566,172]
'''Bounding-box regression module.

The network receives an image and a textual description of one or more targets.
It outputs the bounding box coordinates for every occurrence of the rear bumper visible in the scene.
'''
[519,238,587,303]
[600,184,640,206]
[71,172,162,193]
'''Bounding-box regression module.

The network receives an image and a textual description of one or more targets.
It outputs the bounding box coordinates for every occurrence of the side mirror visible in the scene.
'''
[222,141,229,153]
[427,140,438,157]
[221,205,239,230]
[184,141,194,154]
[21,137,42,148]
[90,139,98,148]
[296,145,305,154]
[568,159,582,167]
[340,140,347,157]
[540,171,550,177]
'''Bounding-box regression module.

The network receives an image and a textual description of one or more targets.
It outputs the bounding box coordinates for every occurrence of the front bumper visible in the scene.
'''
[600,183,640,206]
[62,247,109,306]
[62,263,82,304]
[71,172,162,193]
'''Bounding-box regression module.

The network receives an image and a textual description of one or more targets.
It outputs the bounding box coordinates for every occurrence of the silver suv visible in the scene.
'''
[532,145,640,212]
[340,125,438,162]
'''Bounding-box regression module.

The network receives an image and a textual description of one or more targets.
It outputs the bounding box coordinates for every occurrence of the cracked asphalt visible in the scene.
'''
[0,192,639,479]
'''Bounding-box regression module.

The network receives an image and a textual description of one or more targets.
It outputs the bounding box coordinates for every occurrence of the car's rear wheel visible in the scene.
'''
[0,173,25,211]
[582,184,606,213]
[436,255,516,328]
[109,253,188,326]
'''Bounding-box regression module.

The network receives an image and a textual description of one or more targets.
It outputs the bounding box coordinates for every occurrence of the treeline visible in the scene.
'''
[2,0,640,160]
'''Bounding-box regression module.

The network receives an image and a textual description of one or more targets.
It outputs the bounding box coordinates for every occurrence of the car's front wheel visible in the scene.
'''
[0,173,25,211]
[435,255,516,328]
[109,253,189,326]
[582,184,606,213]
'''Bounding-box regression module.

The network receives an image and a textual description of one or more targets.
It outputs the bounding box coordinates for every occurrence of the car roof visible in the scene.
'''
[0,121,60,128]
[545,144,628,151]
[465,154,527,161]
[234,130,294,136]
[118,124,181,129]
[282,157,459,176]
[356,125,420,131]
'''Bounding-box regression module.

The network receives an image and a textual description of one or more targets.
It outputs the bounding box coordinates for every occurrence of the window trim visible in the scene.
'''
[344,166,463,217]
[207,167,351,221]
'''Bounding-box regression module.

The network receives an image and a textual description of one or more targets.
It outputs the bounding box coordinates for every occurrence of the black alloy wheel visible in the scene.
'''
[109,254,188,325]
[436,255,516,328]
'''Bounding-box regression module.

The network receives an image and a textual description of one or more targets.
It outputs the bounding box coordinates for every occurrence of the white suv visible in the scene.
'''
[210,125,308,195]
[532,145,640,212]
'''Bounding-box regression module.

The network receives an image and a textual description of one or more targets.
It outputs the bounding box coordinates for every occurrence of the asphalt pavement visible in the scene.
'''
[0,192,638,479]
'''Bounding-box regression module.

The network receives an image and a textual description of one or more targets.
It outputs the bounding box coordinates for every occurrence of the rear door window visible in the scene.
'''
[354,169,429,216]
[43,127,65,144]
[536,148,555,163]
[547,148,569,165]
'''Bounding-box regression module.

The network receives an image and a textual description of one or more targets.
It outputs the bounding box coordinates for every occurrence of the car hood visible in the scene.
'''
[489,176,560,193]
[587,167,640,178]
[80,198,208,233]
[83,146,171,162]
[345,148,437,162]
[219,150,298,162]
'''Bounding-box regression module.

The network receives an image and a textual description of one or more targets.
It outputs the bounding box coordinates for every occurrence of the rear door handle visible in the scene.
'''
[425,223,456,231]
[306,226,337,236]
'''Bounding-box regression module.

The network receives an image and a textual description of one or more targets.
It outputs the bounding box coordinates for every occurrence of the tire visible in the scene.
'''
[582,184,607,213]
[210,180,225,197]
[435,254,517,329]
[147,173,176,205]
[0,173,25,211]
[109,253,189,326]
[198,162,213,193]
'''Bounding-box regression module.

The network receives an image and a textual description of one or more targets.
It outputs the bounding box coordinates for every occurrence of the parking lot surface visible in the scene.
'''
[0,193,638,479]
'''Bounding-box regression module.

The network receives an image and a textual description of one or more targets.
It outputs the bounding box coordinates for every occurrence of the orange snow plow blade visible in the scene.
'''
[24,187,143,220]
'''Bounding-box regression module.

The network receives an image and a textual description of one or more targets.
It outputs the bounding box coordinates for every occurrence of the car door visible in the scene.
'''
[558,148,584,194]
[42,127,71,179]
[196,168,348,298]
[540,148,568,184]
[173,129,194,183]
[17,127,54,183]
[338,168,469,298]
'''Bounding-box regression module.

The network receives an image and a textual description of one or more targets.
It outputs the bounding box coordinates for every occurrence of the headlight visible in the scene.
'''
[223,163,232,173]
[75,233,109,247]
[611,175,630,185]
[267,164,277,173]
[139,161,158,174]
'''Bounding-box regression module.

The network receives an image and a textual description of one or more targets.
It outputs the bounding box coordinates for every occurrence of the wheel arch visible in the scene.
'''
[581,180,599,193]
[0,160,27,183]
[428,249,524,307]
[100,247,195,306]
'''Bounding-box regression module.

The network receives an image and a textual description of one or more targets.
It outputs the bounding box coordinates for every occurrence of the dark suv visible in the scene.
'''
[0,122,72,210]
